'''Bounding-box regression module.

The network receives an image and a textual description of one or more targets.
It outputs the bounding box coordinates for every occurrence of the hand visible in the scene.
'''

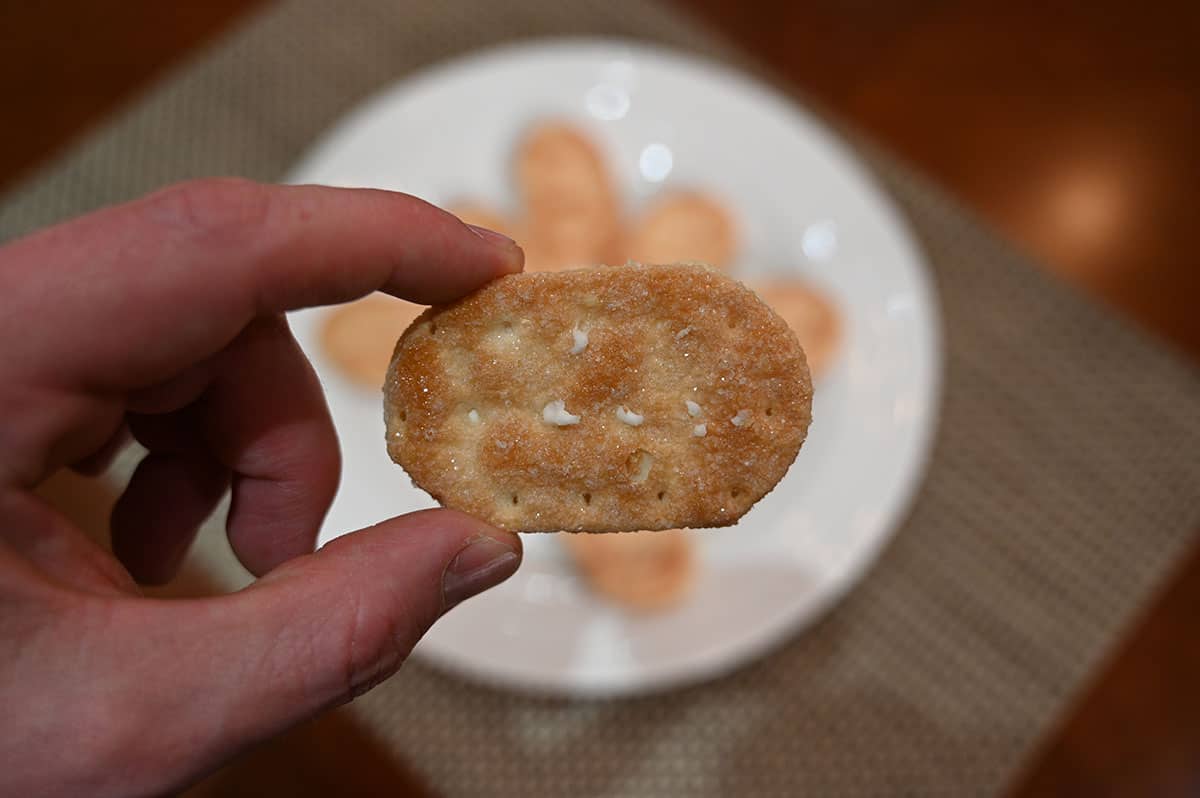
[0,179,524,797]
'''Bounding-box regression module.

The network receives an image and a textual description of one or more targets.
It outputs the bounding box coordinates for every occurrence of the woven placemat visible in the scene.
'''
[4,1,1199,795]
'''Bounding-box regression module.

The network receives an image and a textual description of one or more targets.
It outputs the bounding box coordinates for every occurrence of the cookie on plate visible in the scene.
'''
[322,293,426,388]
[561,529,695,611]
[516,121,622,271]
[625,191,737,271]
[753,279,842,379]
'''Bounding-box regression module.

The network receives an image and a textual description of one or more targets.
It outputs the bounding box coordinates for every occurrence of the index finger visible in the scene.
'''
[0,178,523,392]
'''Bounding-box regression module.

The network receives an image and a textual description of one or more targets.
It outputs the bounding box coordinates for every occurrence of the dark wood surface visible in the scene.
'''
[6,1,1199,795]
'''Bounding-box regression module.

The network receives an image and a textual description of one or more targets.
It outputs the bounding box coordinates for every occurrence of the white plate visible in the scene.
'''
[286,39,942,697]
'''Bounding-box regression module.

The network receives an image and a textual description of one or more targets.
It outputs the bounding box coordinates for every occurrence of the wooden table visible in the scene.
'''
[4,2,1198,794]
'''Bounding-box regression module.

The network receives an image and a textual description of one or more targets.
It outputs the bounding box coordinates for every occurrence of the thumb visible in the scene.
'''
[112,510,520,795]
[239,508,522,703]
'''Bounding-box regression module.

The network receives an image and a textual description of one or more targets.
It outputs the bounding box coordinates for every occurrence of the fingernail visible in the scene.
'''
[466,224,525,274]
[467,223,515,247]
[442,534,521,610]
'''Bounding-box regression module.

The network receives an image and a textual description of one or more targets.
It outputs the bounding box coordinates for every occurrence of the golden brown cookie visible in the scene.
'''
[516,121,622,271]
[753,279,842,379]
[561,529,695,611]
[321,294,426,388]
[384,264,813,532]
[625,191,738,270]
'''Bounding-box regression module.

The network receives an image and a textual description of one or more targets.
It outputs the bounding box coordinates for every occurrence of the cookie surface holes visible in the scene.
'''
[583,492,592,505]
[657,491,666,501]
[731,487,741,498]
[766,407,773,416]
[511,494,519,505]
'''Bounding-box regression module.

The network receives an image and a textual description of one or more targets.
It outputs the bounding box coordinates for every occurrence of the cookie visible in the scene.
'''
[516,121,622,271]
[561,529,695,611]
[384,264,813,532]
[625,191,737,270]
[321,293,426,388]
[753,280,842,379]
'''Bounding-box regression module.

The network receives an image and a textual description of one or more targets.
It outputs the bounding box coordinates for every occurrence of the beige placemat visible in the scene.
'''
[4,1,1199,794]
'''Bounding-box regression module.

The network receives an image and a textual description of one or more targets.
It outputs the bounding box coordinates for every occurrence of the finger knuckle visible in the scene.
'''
[300,549,424,702]
[147,177,273,246]
[337,585,412,701]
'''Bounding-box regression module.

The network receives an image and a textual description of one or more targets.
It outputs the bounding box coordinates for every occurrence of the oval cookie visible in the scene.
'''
[321,293,426,388]
[753,280,842,379]
[516,121,622,271]
[561,529,695,611]
[625,191,738,271]
[384,264,812,532]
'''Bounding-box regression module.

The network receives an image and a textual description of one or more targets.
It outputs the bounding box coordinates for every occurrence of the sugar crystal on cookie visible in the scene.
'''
[542,399,581,426]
